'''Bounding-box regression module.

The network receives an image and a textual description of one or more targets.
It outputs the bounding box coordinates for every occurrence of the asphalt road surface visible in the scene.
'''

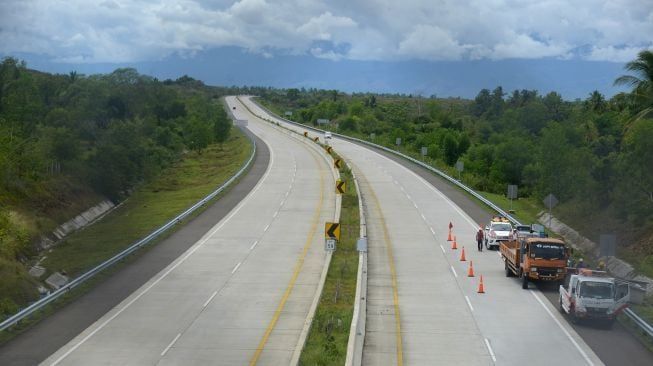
[243,96,653,366]
[14,96,337,365]
[0,126,269,365]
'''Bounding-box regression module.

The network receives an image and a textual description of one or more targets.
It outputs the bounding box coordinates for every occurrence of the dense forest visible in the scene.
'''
[260,51,653,262]
[0,58,234,315]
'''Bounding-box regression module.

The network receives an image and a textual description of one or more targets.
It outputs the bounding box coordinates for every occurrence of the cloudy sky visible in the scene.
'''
[1,0,652,97]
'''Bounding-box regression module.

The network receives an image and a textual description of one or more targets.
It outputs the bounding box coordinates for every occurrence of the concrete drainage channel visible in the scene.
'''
[246,96,653,347]
[0,125,258,333]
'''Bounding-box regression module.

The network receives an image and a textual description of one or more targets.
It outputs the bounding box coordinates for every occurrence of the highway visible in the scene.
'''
[241,96,653,365]
[3,93,648,366]
[40,96,337,365]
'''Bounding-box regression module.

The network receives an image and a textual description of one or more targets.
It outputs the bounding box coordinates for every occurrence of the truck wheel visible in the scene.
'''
[603,319,615,330]
[521,272,529,289]
[505,262,513,277]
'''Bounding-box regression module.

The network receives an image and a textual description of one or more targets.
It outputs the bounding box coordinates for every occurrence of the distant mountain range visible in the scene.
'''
[7,46,628,100]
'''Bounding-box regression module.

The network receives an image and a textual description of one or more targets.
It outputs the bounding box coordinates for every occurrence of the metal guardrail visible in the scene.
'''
[248,96,653,342]
[0,127,257,333]
[624,308,653,339]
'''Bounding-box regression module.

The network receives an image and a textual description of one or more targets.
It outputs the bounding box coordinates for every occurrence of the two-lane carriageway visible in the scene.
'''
[241,95,609,366]
[42,96,336,365]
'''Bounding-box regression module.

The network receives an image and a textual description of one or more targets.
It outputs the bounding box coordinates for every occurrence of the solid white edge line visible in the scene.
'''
[465,295,474,312]
[450,266,458,278]
[530,291,594,366]
[231,262,242,274]
[161,333,182,356]
[440,244,446,254]
[202,291,218,308]
[250,240,259,250]
[484,338,497,363]
[49,97,280,366]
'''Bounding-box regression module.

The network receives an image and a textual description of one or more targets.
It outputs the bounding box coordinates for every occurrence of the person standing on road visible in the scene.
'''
[476,228,484,252]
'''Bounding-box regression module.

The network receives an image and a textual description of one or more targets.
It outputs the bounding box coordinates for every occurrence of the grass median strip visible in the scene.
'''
[300,153,360,365]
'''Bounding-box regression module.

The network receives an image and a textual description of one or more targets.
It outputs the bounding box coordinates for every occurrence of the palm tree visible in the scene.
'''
[585,90,606,112]
[614,49,653,119]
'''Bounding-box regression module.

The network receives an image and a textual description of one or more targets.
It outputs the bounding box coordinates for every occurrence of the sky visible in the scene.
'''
[1,0,652,98]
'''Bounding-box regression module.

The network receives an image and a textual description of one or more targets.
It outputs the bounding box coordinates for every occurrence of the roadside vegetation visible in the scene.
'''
[300,153,359,365]
[0,58,239,319]
[42,130,251,277]
[260,50,653,280]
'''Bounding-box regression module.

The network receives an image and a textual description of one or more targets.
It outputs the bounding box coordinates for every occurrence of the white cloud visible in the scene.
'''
[297,12,357,41]
[0,0,651,63]
[489,33,569,60]
[397,25,469,61]
[586,46,643,63]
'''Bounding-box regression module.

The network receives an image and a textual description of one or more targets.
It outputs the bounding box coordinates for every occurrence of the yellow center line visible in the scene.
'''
[249,139,326,366]
[364,173,404,366]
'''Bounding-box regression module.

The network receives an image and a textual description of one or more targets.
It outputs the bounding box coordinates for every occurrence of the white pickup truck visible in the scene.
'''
[559,269,629,328]
[484,216,514,250]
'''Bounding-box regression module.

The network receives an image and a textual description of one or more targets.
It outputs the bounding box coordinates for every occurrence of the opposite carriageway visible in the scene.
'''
[243,95,653,366]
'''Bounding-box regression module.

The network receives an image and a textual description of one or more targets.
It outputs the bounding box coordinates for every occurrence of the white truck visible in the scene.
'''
[558,268,630,328]
[484,216,514,250]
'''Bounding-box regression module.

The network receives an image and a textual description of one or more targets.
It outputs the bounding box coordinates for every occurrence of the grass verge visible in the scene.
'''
[1,127,253,342]
[299,153,360,365]
[42,128,251,277]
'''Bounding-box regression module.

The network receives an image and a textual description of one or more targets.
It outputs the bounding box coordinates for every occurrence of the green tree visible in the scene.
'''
[214,105,231,145]
[585,90,607,112]
[287,88,300,101]
[614,49,653,117]
[184,117,213,153]
[613,118,653,222]
[443,133,458,166]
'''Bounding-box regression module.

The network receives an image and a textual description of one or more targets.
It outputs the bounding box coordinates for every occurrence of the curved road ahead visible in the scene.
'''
[41,97,337,365]
[242,96,653,366]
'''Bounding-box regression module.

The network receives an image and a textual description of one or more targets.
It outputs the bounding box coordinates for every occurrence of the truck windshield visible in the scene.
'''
[531,243,565,259]
[492,223,512,231]
[580,282,614,299]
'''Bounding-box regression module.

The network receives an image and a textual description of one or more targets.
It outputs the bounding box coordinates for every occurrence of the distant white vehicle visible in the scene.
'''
[324,131,332,139]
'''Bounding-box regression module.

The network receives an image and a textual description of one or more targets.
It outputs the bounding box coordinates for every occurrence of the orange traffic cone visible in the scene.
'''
[451,236,458,250]
[477,275,485,293]
[447,229,453,242]
[467,261,475,277]
[459,246,467,261]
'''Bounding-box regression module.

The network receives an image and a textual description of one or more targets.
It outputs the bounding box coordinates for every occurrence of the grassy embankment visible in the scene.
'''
[0,128,252,342]
[42,128,251,276]
[300,153,360,365]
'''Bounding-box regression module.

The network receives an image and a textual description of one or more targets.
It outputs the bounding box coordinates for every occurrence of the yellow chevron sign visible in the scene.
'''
[325,222,340,240]
[336,179,346,194]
